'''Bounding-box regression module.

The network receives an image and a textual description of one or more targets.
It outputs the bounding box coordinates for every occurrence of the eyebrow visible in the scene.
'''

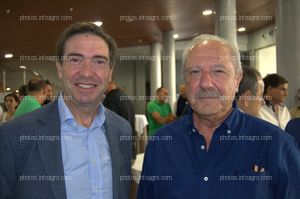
[66,53,109,61]
[212,64,226,69]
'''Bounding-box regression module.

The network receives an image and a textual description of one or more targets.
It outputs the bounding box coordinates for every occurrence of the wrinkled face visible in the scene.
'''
[268,83,288,104]
[184,41,242,118]
[247,78,264,116]
[5,96,18,112]
[56,33,112,108]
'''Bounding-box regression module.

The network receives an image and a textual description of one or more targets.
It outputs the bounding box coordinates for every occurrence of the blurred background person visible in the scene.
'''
[103,81,136,159]
[236,67,264,117]
[18,84,27,101]
[147,87,175,136]
[258,73,290,129]
[14,78,47,118]
[289,88,300,119]
[1,93,20,124]
[175,84,188,117]
[43,79,54,105]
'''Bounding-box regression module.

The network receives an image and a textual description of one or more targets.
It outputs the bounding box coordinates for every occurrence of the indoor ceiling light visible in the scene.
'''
[20,65,27,69]
[173,34,179,39]
[33,71,39,76]
[202,10,213,16]
[238,27,246,32]
[6,87,11,91]
[93,21,103,27]
[4,53,13,58]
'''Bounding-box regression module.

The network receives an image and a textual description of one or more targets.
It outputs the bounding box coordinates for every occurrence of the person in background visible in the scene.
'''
[289,88,300,119]
[103,81,136,159]
[147,87,175,136]
[137,34,300,199]
[285,118,300,148]
[258,73,290,129]
[14,78,47,118]
[18,84,27,101]
[1,93,20,124]
[43,79,54,105]
[236,67,264,117]
[175,84,188,117]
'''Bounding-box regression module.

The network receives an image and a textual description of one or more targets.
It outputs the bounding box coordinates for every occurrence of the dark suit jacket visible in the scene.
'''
[0,100,132,199]
[103,88,137,158]
[285,118,300,148]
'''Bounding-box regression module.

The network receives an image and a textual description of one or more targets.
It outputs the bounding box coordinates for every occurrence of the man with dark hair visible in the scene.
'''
[42,79,54,105]
[236,67,264,116]
[258,73,290,129]
[18,84,27,99]
[1,22,132,199]
[14,78,47,117]
[175,84,188,117]
[146,87,175,136]
[103,81,136,159]
[137,35,300,199]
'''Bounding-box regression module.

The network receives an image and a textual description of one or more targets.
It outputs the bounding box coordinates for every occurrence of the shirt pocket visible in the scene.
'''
[219,170,274,199]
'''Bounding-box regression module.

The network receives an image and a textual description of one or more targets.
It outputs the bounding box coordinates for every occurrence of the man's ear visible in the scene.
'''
[243,90,252,107]
[56,61,63,79]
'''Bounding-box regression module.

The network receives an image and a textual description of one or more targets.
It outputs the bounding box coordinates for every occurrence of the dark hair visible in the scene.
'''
[263,73,288,95]
[4,93,20,111]
[18,84,27,97]
[56,22,117,68]
[44,79,51,85]
[27,78,47,93]
[236,67,261,98]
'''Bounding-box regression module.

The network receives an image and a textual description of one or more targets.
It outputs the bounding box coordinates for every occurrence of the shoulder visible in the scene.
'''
[104,108,131,135]
[240,112,297,147]
[286,118,300,131]
[0,102,59,146]
[4,101,56,128]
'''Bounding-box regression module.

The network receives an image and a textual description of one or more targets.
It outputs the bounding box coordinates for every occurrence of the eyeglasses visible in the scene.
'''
[65,55,110,69]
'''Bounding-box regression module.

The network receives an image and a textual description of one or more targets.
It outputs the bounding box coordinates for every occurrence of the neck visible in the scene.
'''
[64,99,100,128]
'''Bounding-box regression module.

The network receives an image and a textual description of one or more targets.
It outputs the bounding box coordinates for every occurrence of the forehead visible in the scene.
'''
[5,96,15,100]
[64,33,109,55]
[159,88,168,93]
[186,41,234,67]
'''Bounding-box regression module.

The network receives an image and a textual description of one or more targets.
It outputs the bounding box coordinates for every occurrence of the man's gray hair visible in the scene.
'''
[236,67,262,99]
[182,34,242,76]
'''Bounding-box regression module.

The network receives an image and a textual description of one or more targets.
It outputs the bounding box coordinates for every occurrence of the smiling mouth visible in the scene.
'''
[75,83,97,89]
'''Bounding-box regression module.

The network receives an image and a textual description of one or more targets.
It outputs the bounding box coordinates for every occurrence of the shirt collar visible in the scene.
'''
[186,102,241,136]
[58,93,106,129]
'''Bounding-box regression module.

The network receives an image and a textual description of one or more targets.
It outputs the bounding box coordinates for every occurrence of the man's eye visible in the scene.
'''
[69,56,81,63]
[93,58,108,66]
[190,70,200,75]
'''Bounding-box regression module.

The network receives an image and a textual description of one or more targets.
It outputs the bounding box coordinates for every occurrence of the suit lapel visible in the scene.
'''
[36,101,67,199]
[104,111,124,199]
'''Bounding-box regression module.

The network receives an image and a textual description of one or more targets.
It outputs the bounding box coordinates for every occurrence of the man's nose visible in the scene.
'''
[80,60,93,78]
[199,71,214,89]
